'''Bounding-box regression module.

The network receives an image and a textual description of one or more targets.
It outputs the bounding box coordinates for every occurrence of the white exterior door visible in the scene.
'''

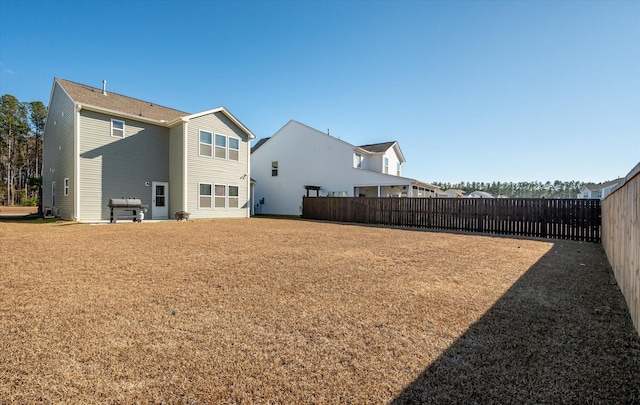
[152,181,169,219]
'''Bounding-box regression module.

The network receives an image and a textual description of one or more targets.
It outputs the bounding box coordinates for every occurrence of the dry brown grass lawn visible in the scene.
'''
[0,206,37,216]
[1,218,638,404]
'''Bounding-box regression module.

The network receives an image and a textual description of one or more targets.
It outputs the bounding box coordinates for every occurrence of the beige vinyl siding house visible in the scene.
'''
[169,123,186,214]
[78,110,171,220]
[42,80,76,219]
[185,111,252,219]
[42,78,255,222]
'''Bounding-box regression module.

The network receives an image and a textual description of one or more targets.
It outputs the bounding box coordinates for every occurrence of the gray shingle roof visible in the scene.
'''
[56,78,189,122]
[251,137,270,153]
[585,178,624,191]
[358,141,397,153]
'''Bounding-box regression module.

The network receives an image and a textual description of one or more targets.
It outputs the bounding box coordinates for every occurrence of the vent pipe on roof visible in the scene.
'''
[102,80,107,96]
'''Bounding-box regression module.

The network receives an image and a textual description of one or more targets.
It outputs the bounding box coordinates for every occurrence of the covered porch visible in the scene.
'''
[354,180,441,198]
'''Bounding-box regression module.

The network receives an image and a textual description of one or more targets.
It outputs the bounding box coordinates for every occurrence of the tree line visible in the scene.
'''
[431,180,587,198]
[0,94,47,206]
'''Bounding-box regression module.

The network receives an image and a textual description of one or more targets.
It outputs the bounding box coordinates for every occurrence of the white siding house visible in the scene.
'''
[42,78,255,221]
[444,189,467,198]
[577,178,624,200]
[250,120,438,216]
[467,191,494,198]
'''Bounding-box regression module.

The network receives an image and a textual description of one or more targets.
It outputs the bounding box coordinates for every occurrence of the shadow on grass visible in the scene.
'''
[0,213,56,223]
[252,214,303,220]
[392,242,640,404]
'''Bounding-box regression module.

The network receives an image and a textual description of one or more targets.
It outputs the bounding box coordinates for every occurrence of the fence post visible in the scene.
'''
[541,199,548,238]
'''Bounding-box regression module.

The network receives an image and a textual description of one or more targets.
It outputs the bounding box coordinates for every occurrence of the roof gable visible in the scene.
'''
[259,120,407,163]
[267,120,358,150]
[358,141,405,163]
[358,142,396,153]
[181,107,256,139]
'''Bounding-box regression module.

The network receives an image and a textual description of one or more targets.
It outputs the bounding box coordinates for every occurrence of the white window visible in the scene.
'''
[215,184,226,208]
[64,178,69,196]
[215,134,226,159]
[397,163,401,176]
[228,137,240,161]
[210,134,240,161]
[209,184,240,208]
[229,185,239,208]
[271,161,278,177]
[199,130,213,157]
[354,153,363,168]
[51,181,56,206]
[199,183,212,208]
[111,119,125,138]
[384,157,389,174]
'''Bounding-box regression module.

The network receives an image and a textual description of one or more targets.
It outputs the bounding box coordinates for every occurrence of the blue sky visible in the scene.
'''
[1,0,638,184]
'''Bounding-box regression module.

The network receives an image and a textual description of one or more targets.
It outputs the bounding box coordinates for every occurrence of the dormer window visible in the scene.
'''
[354,153,363,168]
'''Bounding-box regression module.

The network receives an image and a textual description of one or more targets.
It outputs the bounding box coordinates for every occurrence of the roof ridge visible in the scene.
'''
[56,78,190,115]
[358,141,397,147]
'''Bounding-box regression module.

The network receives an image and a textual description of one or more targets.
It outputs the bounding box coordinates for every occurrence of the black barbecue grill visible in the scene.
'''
[108,198,146,223]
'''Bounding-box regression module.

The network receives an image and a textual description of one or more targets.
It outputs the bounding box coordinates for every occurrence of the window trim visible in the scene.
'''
[63,178,69,196]
[214,133,227,159]
[198,182,213,209]
[271,161,278,177]
[199,130,213,157]
[213,132,229,160]
[208,133,241,161]
[214,184,227,209]
[354,153,363,169]
[206,183,241,209]
[384,157,389,174]
[228,185,239,208]
[228,136,240,161]
[111,119,125,138]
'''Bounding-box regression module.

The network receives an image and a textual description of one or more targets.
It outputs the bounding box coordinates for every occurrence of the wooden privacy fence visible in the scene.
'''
[602,166,639,335]
[302,197,601,242]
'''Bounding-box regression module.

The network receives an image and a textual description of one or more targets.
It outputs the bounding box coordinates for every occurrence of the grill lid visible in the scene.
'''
[108,198,143,208]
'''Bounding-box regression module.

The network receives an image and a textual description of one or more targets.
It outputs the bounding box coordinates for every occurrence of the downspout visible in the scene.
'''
[74,104,81,220]
[247,142,251,218]
[182,121,188,212]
